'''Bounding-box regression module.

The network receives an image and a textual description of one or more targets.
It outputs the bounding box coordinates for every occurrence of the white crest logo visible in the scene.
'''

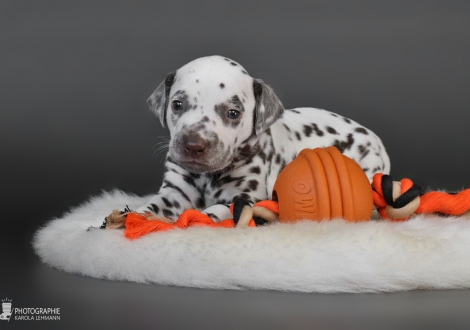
[0,298,12,321]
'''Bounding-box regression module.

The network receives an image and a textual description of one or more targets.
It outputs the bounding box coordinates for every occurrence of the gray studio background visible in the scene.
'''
[2,1,470,329]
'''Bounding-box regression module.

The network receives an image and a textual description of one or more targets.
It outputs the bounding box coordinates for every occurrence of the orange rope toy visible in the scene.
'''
[372,173,470,221]
[100,147,470,240]
[123,200,280,240]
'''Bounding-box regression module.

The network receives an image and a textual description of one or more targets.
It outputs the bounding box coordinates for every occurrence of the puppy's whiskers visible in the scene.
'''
[153,137,171,163]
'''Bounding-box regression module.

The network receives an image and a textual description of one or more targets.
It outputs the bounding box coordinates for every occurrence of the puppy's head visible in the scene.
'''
[148,55,284,174]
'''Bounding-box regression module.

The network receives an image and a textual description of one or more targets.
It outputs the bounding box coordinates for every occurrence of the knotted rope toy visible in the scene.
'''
[101,199,280,240]
[101,147,470,240]
[372,173,470,220]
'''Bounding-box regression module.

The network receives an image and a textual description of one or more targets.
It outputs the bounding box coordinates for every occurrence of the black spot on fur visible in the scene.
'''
[216,199,229,205]
[303,125,313,137]
[326,126,338,135]
[173,200,181,209]
[295,132,301,141]
[247,180,259,191]
[250,166,261,174]
[291,109,301,114]
[196,79,199,83]
[195,197,205,209]
[201,116,210,123]
[210,174,245,188]
[161,197,173,207]
[372,166,381,173]
[358,144,370,160]
[282,124,291,132]
[235,179,244,187]
[275,154,281,164]
[258,149,267,164]
[238,143,252,156]
[162,179,191,203]
[355,127,369,134]
[182,174,197,187]
[330,113,338,117]
[312,124,324,136]
[206,213,219,220]
[280,159,287,172]
[343,117,351,124]
[220,83,225,89]
[241,70,248,74]
[214,189,223,199]
[150,204,159,214]
[333,134,355,153]
[239,193,251,201]
[230,62,237,66]
[163,209,174,217]
[199,182,208,196]
[362,168,369,172]
[267,150,275,162]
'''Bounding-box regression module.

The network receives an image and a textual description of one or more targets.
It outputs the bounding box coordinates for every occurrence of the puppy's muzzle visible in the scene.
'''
[182,132,208,158]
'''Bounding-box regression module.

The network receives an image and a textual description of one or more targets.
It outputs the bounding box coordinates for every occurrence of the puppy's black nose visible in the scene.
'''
[182,133,208,157]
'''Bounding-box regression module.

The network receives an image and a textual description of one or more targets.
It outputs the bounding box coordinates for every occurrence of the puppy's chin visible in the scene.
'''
[169,153,231,174]
[177,160,230,174]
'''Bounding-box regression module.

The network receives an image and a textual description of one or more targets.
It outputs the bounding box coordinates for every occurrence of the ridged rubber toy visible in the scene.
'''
[272,147,373,222]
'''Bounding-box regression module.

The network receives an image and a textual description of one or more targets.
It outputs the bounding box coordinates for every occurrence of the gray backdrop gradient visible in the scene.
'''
[2,1,470,329]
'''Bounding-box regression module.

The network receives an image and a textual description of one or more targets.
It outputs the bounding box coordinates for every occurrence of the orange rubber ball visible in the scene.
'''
[272,147,373,222]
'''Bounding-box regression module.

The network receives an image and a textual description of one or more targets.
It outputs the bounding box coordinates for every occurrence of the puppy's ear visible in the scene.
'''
[147,71,176,127]
[253,79,284,135]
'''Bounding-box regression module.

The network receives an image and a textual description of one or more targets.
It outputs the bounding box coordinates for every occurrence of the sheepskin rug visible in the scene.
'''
[33,190,470,293]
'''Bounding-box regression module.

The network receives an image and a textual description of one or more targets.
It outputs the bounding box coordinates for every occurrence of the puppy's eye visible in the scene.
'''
[171,100,183,112]
[227,109,240,119]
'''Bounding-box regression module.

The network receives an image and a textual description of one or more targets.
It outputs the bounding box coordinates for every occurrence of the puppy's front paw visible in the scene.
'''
[102,209,130,229]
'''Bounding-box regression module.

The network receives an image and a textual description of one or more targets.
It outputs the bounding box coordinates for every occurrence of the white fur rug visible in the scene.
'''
[33,190,470,293]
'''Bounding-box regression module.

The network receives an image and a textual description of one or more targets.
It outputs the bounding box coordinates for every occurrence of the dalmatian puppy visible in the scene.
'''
[136,55,390,221]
